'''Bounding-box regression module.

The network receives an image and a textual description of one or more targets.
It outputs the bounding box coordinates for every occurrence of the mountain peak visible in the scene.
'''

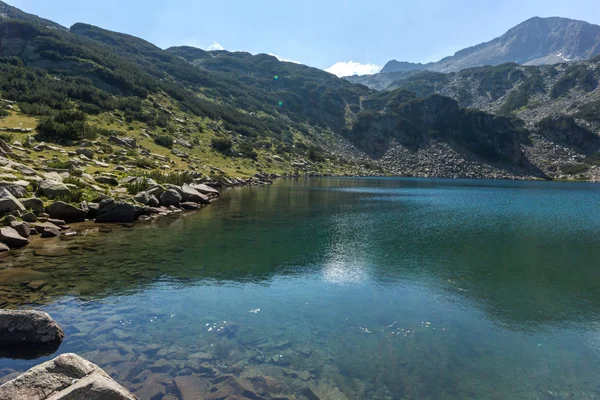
[381,16,600,74]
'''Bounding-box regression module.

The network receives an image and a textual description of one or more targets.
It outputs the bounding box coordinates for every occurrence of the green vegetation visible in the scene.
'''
[237,141,258,160]
[560,163,589,175]
[153,134,174,149]
[551,65,597,98]
[36,110,98,143]
[499,70,546,114]
[0,133,14,143]
[460,63,524,100]
[574,101,600,122]
[211,137,233,153]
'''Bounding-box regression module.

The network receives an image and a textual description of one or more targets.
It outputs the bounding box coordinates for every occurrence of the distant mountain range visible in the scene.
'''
[377,17,600,74]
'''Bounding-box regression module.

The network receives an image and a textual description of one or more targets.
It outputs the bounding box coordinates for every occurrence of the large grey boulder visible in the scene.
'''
[190,183,220,196]
[0,191,26,213]
[96,200,136,223]
[0,226,29,248]
[10,221,30,238]
[21,198,45,214]
[0,353,136,400]
[0,310,64,345]
[0,183,27,198]
[159,189,182,207]
[38,179,70,199]
[181,184,210,204]
[46,202,87,222]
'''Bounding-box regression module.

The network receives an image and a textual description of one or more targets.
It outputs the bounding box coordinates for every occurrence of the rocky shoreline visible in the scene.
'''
[0,166,279,258]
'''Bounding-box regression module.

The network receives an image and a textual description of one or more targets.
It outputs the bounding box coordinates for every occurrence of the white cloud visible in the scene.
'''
[207,41,225,51]
[325,61,381,77]
[268,53,300,64]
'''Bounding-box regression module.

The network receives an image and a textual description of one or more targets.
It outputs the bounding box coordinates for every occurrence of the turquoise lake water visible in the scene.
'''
[1,177,600,399]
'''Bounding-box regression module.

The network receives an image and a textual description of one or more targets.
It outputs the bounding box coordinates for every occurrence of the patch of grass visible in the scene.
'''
[142,170,195,186]
[47,159,75,170]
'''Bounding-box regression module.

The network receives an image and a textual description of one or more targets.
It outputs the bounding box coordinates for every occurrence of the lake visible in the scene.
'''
[1,177,600,399]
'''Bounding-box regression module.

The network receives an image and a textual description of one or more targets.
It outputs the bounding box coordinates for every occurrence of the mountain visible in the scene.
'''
[0,1,597,187]
[379,17,600,74]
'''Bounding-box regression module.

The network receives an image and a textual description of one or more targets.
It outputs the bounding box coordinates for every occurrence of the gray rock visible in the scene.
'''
[38,179,70,199]
[133,191,152,205]
[22,212,37,223]
[138,215,152,222]
[76,148,94,159]
[21,198,45,214]
[0,310,64,345]
[181,184,210,204]
[96,200,136,223]
[108,135,137,149]
[0,183,27,198]
[0,226,29,248]
[190,183,220,196]
[10,221,30,238]
[0,353,136,400]
[95,175,119,186]
[0,242,9,254]
[46,201,87,222]
[180,202,199,210]
[40,226,60,238]
[0,192,25,213]
[159,189,182,207]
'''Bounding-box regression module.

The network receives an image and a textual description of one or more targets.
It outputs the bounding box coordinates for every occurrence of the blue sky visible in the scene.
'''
[7,0,600,76]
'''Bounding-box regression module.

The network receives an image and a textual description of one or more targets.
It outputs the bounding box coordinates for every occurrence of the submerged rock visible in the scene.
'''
[0,353,136,400]
[0,310,64,345]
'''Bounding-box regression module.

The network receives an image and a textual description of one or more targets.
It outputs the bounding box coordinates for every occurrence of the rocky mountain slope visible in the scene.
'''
[380,17,600,74]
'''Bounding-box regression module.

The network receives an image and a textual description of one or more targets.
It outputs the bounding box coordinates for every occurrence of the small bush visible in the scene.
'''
[153,134,174,149]
[142,170,195,186]
[211,137,233,152]
[560,163,589,175]
[47,159,75,170]
[126,177,152,194]
[237,141,258,160]
[135,158,158,169]
[0,133,14,143]
[0,109,9,118]
[308,145,326,162]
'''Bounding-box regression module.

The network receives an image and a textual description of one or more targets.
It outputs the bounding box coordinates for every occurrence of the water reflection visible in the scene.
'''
[1,178,600,399]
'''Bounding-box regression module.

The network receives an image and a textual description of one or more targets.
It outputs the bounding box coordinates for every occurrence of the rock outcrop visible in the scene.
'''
[0,353,136,400]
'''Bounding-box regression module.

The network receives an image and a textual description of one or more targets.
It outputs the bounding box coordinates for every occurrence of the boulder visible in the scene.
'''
[181,184,210,204]
[21,198,45,214]
[96,200,136,223]
[0,183,27,198]
[159,189,182,207]
[10,221,30,238]
[38,179,70,199]
[0,353,136,400]
[40,226,60,238]
[108,135,136,149]
[76,148,94,159]
[0,242,9,254]
[0,192,26,213]
[0,226,29,248]
[190,183,220,196]
[0,310,64,345]
[46,201,87,222]
[180,202,199,210]
[85,202,99,219]
[22,212,37,223]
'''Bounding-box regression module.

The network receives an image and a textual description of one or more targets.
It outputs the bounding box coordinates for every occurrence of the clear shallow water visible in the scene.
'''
[1,178,600,399]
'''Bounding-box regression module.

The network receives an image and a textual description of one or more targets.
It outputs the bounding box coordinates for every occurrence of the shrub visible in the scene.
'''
[0,133,14,143]
[308,145,326,162]
[36,110,98,143]
[135,158,158,169]
[560,163,589,175]
[153,134,174,149]
[126,177,152,194]
[237,141,258,160]
[142,170,195,186]
[47,159,75,169]
[0,108,9,118]
[211,137,233,152]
